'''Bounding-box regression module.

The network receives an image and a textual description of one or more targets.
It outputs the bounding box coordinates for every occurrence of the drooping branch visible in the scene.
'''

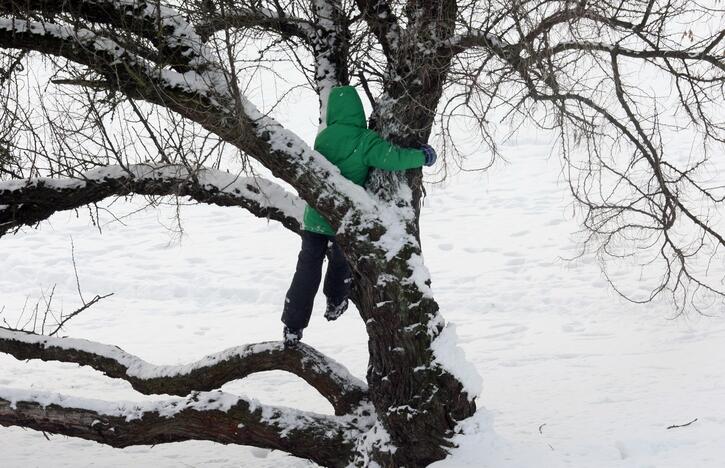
[0,164,304,236]
[0,388,365,467]
[449,1,725,309]
[0,327,368,415]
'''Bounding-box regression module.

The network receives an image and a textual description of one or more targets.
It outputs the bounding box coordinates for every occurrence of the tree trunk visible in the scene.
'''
[355,249,476,466]
[351,3,478,464]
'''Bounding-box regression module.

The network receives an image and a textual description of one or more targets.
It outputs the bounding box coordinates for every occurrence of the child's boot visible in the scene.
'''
[283,326,303,347]
[324,298,349,321]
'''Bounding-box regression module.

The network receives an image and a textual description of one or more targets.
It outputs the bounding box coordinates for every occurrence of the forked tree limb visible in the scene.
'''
[193,3,316,42]
[0,164,304,236]
[0,327,368,415]
[0,389,365,467]
[353,0,401,60]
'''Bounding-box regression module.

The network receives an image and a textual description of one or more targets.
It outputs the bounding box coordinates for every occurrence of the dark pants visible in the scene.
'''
[282,231,352,330]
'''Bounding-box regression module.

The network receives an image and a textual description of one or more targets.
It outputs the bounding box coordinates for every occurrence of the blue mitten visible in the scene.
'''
[421,144,437,167]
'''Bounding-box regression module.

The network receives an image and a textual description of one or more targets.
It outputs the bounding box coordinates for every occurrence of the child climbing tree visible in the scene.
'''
[0,1,723,466]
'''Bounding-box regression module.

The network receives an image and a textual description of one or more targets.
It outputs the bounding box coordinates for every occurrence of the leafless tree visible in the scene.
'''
[0,1,723,466]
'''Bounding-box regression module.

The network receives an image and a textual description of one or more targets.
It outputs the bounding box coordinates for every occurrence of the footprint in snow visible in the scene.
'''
[510,230,530,237]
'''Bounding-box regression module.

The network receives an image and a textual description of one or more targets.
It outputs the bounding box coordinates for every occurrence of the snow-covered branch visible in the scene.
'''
[0,388,364,466]
[353,0,401,59]
[449,31,512,57]
[0,327,368,415]
[0,15,231,102]
[0,0,215,72]
[0,164,304,236]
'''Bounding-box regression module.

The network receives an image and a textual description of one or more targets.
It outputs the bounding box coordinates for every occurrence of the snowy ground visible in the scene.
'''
[3,128,725,467]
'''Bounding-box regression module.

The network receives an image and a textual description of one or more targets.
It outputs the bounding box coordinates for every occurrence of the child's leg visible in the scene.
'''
[323,239,352,305]
[282,231,329,330]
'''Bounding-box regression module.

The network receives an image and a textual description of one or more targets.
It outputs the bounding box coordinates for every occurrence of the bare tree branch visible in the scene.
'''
[192,2,315,43]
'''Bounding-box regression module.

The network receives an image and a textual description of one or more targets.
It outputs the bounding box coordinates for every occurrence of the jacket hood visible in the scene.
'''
[326,86,367,128]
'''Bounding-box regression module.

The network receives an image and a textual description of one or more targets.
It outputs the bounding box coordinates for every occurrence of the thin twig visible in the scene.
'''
[70,237,85,305]
[48,293,114,337]
[667,418,698,430]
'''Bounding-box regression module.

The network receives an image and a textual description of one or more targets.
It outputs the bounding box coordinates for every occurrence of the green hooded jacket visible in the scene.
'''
[304,86,425,235]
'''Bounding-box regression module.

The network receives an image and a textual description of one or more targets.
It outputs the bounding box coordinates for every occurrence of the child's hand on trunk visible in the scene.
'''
[421,144,437,167]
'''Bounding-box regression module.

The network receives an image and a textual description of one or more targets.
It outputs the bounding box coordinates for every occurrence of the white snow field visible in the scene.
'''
[3,122,725,466]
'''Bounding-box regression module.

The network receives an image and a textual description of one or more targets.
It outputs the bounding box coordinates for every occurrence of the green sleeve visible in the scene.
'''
[359,130,425,171]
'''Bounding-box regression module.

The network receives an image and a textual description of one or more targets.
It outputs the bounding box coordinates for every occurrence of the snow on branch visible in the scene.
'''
[0,0,215,72]
[235,95,402,234]
[0,164,304,236]
[449,31,510,56]
[353,0,402,58]
[0,15,232,99]
[0,327,368,415]
[0,387,363,465]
